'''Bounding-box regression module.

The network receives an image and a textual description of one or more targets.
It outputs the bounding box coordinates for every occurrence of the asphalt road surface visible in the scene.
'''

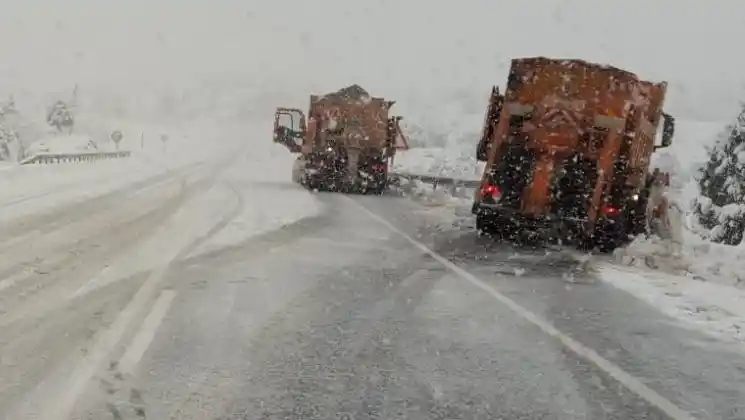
[2,160,745,420]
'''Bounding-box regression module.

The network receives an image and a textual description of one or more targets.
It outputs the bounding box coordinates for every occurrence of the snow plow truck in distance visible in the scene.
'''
[273,85,408,194]
[473,57,676,251]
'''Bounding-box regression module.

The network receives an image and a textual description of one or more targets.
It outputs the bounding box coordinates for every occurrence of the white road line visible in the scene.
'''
[348,198,698,420]
[118,290,177,375]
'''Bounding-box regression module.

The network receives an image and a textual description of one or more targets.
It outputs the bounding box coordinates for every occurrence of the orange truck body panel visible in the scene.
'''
[307,94,391,151]
[274,85,408,158]
[477,57,670,230]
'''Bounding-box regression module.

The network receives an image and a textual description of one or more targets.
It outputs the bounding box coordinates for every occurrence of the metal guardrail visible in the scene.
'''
[19,151,132,165]
[390,171,481,188]
[389,171,481,197]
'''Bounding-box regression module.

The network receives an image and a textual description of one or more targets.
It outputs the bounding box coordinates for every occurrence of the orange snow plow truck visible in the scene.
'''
[473,57,676,251]
[273,85,408,194]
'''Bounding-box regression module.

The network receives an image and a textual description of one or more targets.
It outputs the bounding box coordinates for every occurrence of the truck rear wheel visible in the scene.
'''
[476,213,490,236]
[589,221,629,253]
[476,213,505,238]
[303,174,323,192]
[595,233,624,253]
[370,179,387,195]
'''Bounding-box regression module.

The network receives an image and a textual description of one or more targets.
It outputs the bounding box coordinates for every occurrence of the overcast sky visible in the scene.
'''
[0,1,742,121]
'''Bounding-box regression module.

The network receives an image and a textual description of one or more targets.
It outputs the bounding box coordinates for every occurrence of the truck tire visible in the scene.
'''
[592,221,629,253]
[476,213,490,236]
[371,179,387,195]
[596,233,624,253]
[303,174,321,192]
[476,213,503,238]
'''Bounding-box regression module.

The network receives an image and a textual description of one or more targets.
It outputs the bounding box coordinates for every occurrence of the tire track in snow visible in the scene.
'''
[0,162,207,251]
[26,152,245,420]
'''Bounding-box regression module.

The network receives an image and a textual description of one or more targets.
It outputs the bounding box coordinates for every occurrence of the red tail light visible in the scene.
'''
[479,184,501,199]
[601,205,621,217]
[372,163,387,172]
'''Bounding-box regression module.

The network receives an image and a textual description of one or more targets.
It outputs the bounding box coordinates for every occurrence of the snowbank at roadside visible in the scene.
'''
[25,134,114,156]
[393,147,483,181]
[595,119,745,345]
[599,264,745,344]
[391,177,475,234]
[611,119,745,287]
[392,109,483,181]
[613,233,745,287]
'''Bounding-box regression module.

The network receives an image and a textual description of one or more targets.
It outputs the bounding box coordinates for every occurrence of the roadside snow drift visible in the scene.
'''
[613,119,745,286]
[26,134,113,156]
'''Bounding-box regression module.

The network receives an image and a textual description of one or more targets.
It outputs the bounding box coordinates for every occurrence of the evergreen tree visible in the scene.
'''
[694,103,745,245]
[0,97,19,161]
[0,124,19,162]
[46,100,75,133]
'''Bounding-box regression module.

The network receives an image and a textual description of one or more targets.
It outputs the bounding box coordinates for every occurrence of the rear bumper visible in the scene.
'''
[302,165,387,194]
[473,201,588,237]
[473,201,627,242]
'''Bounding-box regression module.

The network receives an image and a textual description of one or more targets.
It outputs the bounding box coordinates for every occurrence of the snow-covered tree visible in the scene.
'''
[46,100,75,133]
[0,96,16,118]
[0,124,20,161]
[0,97,20,161]
[693,104,745,245]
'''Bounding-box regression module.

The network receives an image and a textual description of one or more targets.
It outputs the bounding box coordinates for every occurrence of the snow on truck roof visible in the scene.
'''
[316,84,376,105]
[511,56,660,84]
[321,84,370,100]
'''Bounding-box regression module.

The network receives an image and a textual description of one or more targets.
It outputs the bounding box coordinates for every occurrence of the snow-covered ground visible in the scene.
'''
[4,119,322,301]
[184,142,322,259]
[600,265,745,344]
[0,121,234,222]
[71,145,322,300]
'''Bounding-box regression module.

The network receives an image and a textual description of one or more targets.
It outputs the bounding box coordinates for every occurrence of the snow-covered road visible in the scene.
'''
[1,145,745,419]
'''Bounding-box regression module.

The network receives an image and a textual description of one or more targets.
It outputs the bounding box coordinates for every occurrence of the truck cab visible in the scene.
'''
[273,107,306,153]
[473,57,675,250]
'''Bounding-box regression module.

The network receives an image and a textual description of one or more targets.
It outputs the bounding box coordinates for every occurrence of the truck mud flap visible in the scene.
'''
[490,140,536,210]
